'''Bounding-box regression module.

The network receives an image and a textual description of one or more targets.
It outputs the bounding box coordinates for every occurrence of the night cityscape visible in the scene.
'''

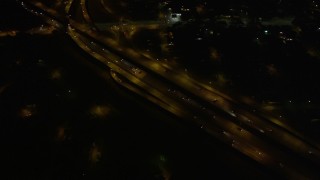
[1,0,320,179]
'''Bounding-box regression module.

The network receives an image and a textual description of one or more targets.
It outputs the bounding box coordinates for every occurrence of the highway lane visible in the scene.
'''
[84,0,320,152]
[72,0,320,165]
[67,24,320,179]
[34,0,320,169]
[20,0,320,178]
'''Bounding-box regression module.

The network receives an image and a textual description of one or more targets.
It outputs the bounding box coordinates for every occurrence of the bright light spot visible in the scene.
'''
[167,13,182,24]
[229,111,237,117]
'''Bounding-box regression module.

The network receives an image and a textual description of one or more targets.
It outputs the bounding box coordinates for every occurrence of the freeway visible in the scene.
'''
[74,0,320,161]
[66,23,319,179]
[21,0,320,179]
